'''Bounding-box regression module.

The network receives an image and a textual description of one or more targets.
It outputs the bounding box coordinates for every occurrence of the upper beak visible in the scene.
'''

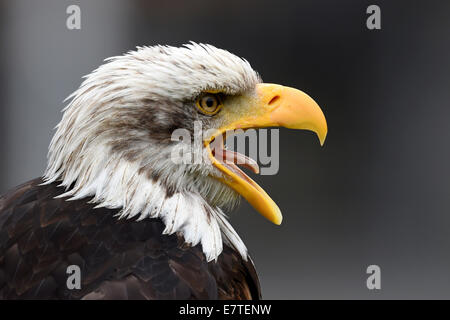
[256,83,327,146]
[205,83,327,225]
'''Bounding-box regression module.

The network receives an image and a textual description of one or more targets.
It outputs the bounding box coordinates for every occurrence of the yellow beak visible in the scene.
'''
[205,83,327,225]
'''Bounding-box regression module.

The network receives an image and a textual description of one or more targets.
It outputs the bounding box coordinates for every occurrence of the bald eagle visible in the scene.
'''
[0,43,327,299]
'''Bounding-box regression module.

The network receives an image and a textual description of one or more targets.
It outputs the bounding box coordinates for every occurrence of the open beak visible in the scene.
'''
[205,83,327,225]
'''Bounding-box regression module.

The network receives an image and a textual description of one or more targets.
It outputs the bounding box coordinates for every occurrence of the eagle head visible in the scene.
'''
[43,43,327,262]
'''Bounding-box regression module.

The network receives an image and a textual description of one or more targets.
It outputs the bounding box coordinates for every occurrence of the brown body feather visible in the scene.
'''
[0,178,261,299]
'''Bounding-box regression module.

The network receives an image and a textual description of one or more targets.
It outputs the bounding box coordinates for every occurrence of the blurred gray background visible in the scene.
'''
[1,0,450,299]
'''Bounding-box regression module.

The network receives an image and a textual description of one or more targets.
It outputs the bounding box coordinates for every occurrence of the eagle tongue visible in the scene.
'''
[213,146,260,174]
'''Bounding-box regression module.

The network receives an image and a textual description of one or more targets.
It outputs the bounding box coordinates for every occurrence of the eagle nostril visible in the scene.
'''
[268,95,280,106]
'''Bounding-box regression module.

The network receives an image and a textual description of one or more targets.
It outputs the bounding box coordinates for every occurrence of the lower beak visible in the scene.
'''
[205,83,327,225]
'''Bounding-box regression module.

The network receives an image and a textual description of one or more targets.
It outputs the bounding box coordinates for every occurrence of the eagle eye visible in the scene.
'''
[196,93,223,115]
